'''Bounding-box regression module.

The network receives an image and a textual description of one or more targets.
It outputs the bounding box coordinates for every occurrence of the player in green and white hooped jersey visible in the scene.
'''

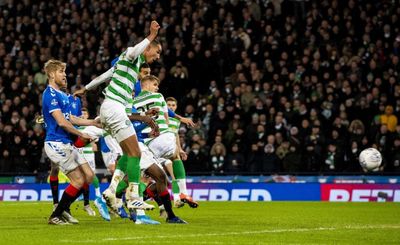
[100,20,161,212]
[133,76,198,208]
[132,75,170,140]
[79,108,98,216]
[78,108,112,221]
[165,97,198,208]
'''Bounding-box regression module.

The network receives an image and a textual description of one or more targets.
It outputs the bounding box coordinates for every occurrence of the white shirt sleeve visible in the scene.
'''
[85,67,114,91]
[126,38,150,60]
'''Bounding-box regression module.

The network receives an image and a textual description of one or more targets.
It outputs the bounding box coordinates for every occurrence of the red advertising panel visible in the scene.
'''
[321,184,400,202]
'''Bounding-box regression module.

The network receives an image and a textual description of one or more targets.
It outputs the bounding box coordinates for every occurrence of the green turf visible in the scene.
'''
[0,201,399,244]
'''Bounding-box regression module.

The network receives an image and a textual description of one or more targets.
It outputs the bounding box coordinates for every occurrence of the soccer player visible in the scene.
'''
[99,134,123,174]
[79,108,113,219]
[133,76,198,208]
[99,21,161,211]
[47,81,96,220]
[73,64,196,128]
[42,59,99,225]
[164,97,198,208]
[69,95,96,216]
[114,107,187,224]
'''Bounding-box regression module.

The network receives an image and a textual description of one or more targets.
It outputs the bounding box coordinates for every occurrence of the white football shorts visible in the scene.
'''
[147,132,177,159]
[100,99,136,143]
[44,141,87,174]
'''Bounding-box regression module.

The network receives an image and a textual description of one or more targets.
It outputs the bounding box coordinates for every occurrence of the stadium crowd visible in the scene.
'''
[0,0,400,175]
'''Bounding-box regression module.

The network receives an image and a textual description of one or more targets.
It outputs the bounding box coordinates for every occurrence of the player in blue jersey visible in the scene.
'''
[47,82,100,217]
[42,59,101,225]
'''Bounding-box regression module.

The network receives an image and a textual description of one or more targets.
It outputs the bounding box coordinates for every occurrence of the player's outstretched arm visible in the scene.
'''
[126,20,160,60]
[73,67,114,97]
[174,113,196,127]
[51,110,92,141]
[176,132,187,161]
[70,115,102,128]
[129,114,160,137]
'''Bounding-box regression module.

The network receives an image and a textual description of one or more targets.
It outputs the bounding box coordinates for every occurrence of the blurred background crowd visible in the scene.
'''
[0,0,400,175]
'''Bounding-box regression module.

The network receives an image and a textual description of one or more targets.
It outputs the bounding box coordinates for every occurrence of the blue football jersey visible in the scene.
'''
[42,86,72,144]
[130,106,147,143]
[132,121,147,143]
[68,95,82,117]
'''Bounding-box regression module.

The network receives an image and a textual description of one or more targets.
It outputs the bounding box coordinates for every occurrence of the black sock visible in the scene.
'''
[83,188,90,206]
[116,191,124,199]
[159,192,175,219]
[49,176,59,205]
[153,195,163,207]
[51,185,81,218]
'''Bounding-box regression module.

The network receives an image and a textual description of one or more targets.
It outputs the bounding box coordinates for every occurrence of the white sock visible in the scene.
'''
[177,179,187,195]
[95,187,101,197]
[109,169,125,193]
[173,193,180,201]
[125,182,139,199]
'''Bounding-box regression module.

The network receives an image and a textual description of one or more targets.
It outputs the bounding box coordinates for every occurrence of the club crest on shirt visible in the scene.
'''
[51,99,58,106]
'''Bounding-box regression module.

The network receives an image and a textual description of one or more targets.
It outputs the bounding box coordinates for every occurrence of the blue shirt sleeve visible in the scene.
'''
[99,137,110,153]
[168,108,176,118]
[111,57,119,66]
[134,81,142,97]
[44,90,61,114]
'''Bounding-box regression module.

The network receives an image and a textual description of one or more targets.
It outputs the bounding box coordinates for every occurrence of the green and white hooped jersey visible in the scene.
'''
[168,117,181,134]
[103,53,145,114]
[78,126,95,155]
[132,90,169,143]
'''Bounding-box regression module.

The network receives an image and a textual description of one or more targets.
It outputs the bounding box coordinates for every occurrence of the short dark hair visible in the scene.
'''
[140,63,150,70]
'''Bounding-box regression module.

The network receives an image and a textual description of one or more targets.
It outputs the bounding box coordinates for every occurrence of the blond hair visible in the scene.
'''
[141,75,160,85]
[166,97,177,103]
[44,59,66,77]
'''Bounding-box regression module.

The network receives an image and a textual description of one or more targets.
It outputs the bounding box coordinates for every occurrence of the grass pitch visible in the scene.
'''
[0,201,399,244]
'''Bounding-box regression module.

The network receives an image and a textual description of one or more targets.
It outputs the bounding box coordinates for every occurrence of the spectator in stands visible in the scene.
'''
[210,143,226,174]
[380,105,398,132]
[186,142,209,173]
[225,143,245,173]
[262,143,280,172]
[346,141,363,172]
[389,137,400,172]
[282,144,302,172]
[247,143,264,172]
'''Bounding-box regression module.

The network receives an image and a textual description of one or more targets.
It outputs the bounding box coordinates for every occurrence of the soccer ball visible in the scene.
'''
[359,148,382,171]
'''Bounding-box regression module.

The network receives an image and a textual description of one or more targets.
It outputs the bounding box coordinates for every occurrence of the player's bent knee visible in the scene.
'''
[107,164,115,174]
[85,171,94,184]
[70,176,85,189]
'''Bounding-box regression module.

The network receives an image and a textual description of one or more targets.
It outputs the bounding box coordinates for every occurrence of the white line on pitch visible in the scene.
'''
[0,202,40,205]
[59,224,400,243]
